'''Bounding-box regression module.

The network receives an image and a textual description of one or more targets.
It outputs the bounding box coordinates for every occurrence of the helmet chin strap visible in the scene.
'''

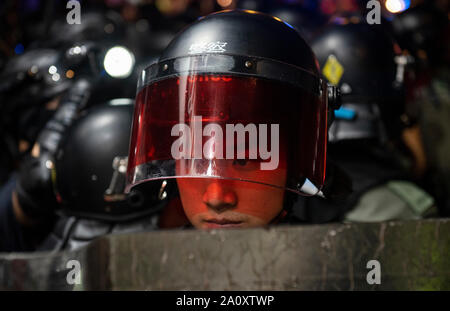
[269,209,288,225]
[269,174,334,225]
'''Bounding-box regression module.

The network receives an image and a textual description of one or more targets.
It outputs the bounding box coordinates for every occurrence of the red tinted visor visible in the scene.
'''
[126,54,328,195]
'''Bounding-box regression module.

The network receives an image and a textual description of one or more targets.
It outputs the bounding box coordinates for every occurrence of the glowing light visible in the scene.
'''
[68,45,86,56]
[45,160,54,170]
[29,65,38,75]
[104,23,115,34]
[48,65,57,74]
[283,21,295,29]
[14,44,24,55]
[110,98,133,106]
[52,73,60,82]
[66,70,74,79]
[272,16,282,22]
[103,46,135,78]
[385,0,410,14]
[217,0,233,8]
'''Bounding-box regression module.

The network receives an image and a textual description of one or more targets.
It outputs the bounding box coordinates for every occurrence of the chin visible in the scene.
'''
[200,222,246,229]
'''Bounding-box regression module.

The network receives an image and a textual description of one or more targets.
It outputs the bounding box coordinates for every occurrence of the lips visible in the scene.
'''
[203,218,243,228]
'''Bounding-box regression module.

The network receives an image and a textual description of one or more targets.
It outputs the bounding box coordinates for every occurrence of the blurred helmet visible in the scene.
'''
[47,11,127,48]
[311,16,405,143]
[0,42,107,151]
[0,48,75,160]
[0,48,71,108]
[126,10,340,197]
[392,2,449,68]
[54,99,166,221]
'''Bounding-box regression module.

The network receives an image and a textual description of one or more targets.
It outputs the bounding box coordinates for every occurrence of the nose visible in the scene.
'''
[202,181,237,213]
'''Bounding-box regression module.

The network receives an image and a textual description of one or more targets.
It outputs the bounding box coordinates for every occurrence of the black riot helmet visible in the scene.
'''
[311,16,405,143]
[0,42,106,158]
[0,48,71,109]
[127,10,340,197]
[0,48,74,163]
[54,99,167,222]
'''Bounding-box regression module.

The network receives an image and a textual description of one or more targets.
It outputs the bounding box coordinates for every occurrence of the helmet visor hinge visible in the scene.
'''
[327,84,342,110]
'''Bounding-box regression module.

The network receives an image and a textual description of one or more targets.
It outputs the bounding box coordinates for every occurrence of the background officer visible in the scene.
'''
[296,16,437,223]
[392,2,450,217]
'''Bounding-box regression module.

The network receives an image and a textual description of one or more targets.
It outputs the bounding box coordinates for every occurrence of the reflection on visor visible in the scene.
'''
[127,68,328,195]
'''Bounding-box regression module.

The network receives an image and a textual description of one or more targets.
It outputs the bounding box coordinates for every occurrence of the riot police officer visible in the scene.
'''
[125,9,347,229]
[38,99,185,251]
[300,16,437,223]
[0,48,72,184]
[392,2,450,216]
[0,39,137,251]
[0,45,90,251]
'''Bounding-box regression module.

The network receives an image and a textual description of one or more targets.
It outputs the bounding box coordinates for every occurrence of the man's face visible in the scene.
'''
[176,159,287,229]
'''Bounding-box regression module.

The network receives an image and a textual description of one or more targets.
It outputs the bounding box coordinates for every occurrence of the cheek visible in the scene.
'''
[176,178,207,219]
[232,183,285,222]
[235,168,287,221]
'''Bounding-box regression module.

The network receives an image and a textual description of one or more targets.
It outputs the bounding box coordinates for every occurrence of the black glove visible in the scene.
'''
[15,152,58,220]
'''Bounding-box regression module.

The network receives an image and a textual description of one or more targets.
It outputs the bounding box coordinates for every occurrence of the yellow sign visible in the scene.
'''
[322,55,344,85]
